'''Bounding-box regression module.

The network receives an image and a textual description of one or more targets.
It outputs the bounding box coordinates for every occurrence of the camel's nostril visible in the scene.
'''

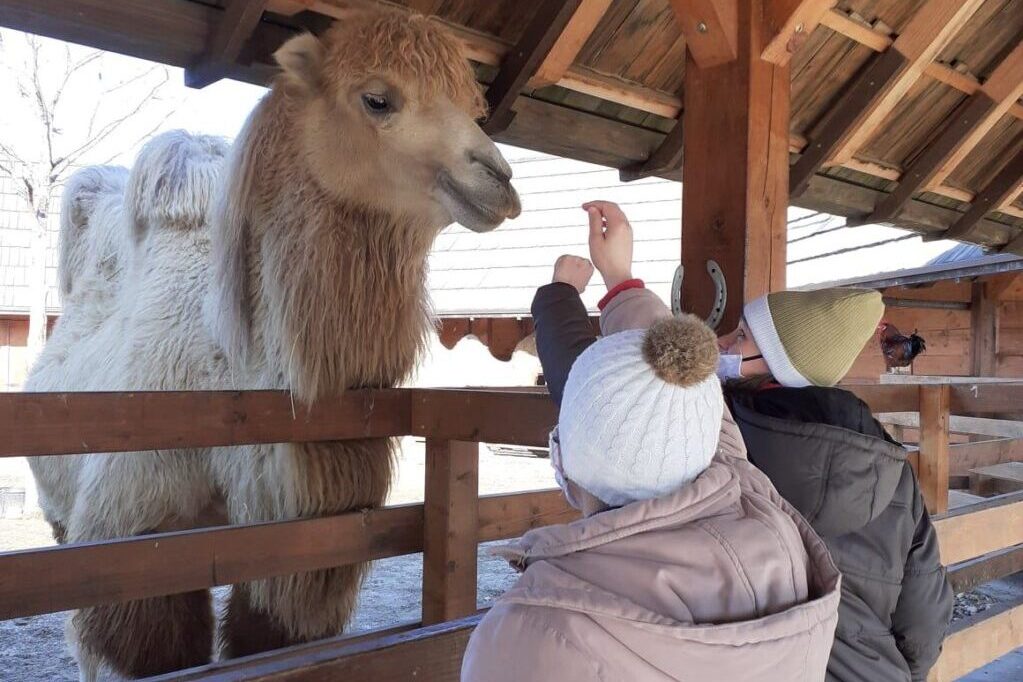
[470,151,512,185]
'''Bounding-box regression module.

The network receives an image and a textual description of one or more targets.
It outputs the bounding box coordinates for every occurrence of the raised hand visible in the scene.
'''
[584,200,634,290]
[552,254,595,293]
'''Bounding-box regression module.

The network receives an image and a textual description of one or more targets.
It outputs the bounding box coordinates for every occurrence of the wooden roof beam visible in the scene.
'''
[853,41,1023,225]
[620,118,684,182]
[186,0,269,89]
[668,0,738,68]
[483,1,607,134]
[526,0,612,89]
[790,0,985,196]
[761,0,836,66]
[942,147,1023,243]
[925,41,1023,191]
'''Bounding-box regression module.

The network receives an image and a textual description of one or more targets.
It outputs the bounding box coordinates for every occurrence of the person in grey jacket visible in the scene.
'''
[530,200,953,682]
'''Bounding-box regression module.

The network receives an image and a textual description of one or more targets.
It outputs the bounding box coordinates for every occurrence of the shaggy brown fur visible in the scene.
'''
[643,314,720,387]
[74,591,213,678]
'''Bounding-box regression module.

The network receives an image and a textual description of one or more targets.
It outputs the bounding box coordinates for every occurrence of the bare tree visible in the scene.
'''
[0,31,174,358]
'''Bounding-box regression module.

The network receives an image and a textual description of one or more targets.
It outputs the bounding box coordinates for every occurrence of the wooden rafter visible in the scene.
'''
[761,0,835,66]
[668,0,739,68]
[527,0,612,89]
[827,0,985,167]
[484,0,610,133]
[854,41,1023,225]
[943,147,1023,242]
[925,41,1023,192]
[790,0,985,195]
[619,118,684,182]
[186,0,269,89]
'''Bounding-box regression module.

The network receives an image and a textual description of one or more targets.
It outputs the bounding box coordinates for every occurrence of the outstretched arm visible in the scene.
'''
[532,256,598,408]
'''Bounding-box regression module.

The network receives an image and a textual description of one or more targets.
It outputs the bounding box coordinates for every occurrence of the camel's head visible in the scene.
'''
[273,13,520,232]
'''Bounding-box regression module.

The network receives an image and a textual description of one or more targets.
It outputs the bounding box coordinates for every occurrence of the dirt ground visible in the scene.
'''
[0,439,555,681]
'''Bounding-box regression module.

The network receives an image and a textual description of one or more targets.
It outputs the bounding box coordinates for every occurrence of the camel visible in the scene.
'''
[24,12,520,680]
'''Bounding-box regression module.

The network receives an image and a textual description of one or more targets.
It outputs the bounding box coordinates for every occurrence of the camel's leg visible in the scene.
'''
[219,438,394,657]
[66,451,218,678]
[72,590,213,679]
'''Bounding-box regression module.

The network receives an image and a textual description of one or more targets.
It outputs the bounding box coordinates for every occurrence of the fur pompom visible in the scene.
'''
[642,314,719,387]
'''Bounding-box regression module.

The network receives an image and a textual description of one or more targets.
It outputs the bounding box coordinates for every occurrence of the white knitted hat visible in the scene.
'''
[558,315,724,507]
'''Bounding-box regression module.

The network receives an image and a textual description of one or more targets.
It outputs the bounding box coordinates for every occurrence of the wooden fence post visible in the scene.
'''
[422,438,480,625]
[919,385,951,514]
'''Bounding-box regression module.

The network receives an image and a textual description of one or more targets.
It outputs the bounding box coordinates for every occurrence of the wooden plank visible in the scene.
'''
[477,488,577,542]
[950,438,1023,477]
[969,462,1023,496]
[843,383,920,413]
[818,8,891,52]
[0,504,424,620]
[483,0,588,133]
[947,543,1023,593]
[919,385,951,513]
[972,280,998,376]
[0,389,411,458]
[929,603,1023,682]
[422,439,479,625]
[943,147,1023,242]
[950,383,1023,415]
[411,389,558,448]
[790,0,985,194]
[761,0,835,66]
[619,118,684,182]
[0,488,574,620]
[527,0,613,89]
[668,0,739,68]
[856,42,1023,224]
[681,0,788,330]
[926,40,1023,191]
[933,491,1023,566]
[155,614,481,682]
[186,0,269,88]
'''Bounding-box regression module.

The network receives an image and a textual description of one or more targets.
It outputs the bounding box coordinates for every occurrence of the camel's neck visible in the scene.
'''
[242,95,438,401]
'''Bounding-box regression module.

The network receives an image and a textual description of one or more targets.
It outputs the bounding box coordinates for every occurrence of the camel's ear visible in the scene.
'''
[275,33,325,90]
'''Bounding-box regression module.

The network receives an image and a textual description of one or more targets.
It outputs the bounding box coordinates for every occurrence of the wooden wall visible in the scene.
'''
[845,274,1022,382]
[0,317,29,391]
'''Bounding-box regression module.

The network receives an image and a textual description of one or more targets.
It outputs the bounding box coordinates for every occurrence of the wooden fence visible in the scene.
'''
[1,383,1022,681]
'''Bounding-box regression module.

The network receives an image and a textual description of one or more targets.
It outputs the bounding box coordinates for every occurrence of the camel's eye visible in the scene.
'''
[362,93,391,115]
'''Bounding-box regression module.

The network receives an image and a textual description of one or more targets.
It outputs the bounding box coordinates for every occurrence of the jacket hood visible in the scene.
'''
[729,396,907,537]
[493,458,841,672]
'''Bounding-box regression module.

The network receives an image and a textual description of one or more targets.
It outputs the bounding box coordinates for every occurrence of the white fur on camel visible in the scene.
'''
[25,12,520,681]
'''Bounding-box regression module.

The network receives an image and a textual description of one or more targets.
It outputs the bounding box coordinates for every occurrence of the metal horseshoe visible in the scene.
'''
[671,259,727,330]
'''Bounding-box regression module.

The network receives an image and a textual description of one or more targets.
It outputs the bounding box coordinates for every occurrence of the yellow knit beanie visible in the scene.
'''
[743,288,884,387]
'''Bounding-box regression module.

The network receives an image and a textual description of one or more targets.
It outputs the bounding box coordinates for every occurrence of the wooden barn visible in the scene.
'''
[1,0,1022,680]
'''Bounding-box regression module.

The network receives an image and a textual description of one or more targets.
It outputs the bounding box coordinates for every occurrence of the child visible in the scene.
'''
[461,286,841,680]
[528,200,952,682]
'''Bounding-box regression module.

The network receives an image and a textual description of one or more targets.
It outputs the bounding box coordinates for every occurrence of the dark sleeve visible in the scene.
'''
[531,283,598,409]
[891,473,954,681]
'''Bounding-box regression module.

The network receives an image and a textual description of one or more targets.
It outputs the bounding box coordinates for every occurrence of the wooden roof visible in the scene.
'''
[3,0,1022,252]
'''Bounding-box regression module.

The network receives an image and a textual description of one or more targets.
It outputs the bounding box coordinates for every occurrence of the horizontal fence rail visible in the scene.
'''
[2,384,1023,681]
[0,489,575,620]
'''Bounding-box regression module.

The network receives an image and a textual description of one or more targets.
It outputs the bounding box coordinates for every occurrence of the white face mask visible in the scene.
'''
[717,353,745,381]
[548,427,582,510]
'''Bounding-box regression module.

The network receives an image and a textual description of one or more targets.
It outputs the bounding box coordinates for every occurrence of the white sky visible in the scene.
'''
[0,27,961,300]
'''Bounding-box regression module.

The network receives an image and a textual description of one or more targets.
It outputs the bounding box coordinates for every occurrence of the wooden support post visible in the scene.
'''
[669,0,739,68]
[971,280,998,377]
[678,0,788,331]
[422,438,479,625]
[919,385,951,514]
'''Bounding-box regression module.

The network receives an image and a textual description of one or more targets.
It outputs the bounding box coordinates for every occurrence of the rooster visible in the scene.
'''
[877,322,926,369]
